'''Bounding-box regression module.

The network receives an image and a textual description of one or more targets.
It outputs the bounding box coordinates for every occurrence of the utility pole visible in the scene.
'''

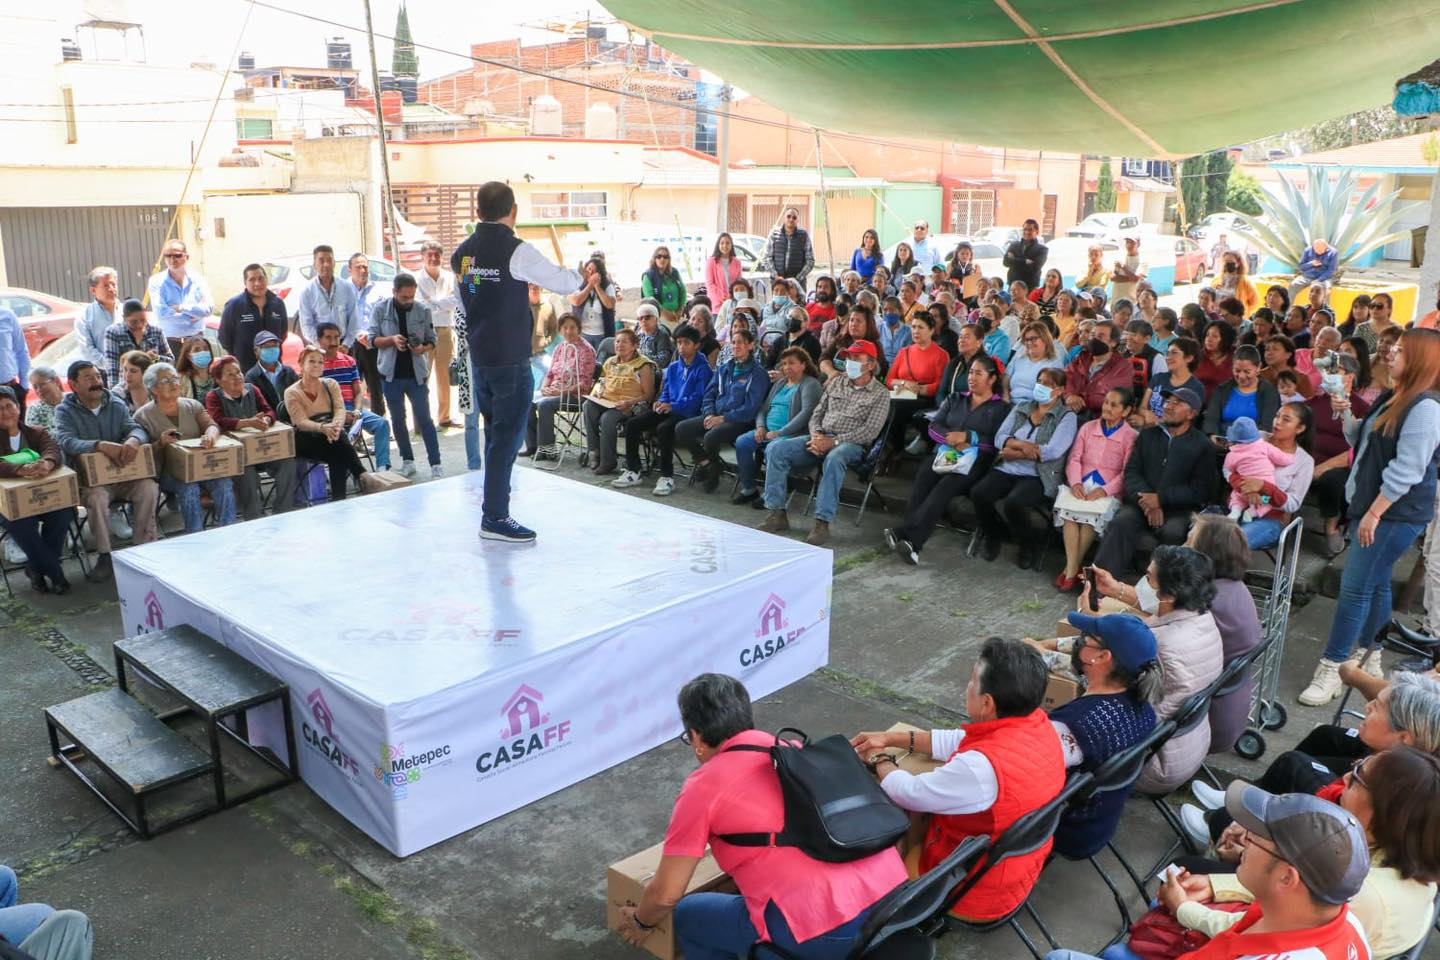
[715,82,732,234]
[813,129,835,275]
[361,0,400,259]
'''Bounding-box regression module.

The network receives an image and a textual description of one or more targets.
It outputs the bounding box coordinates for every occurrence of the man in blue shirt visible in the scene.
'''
[348,253,386,417]
[1291,238,1338,297]
[908,220,941,274]
[76,266,120,377]
[0,305,32,422]
[297,245,359,347]
[147,239,213,352]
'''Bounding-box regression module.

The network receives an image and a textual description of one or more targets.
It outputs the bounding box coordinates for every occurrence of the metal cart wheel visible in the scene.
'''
[1234,730,1266,761]
[1260,701,1288,731]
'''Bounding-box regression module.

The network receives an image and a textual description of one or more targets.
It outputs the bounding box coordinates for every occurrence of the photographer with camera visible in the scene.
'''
[1308,351,1368,557]
[368,274,441,480]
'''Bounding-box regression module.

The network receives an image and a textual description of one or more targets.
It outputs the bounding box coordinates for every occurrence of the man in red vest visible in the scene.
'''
[851,637,1065,921]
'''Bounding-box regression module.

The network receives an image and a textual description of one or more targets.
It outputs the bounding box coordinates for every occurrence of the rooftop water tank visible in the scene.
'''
[530,95,562,136]
[585,101,617,139]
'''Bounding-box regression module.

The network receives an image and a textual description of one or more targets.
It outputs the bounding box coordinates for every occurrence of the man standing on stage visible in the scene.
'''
[452,181,584,543]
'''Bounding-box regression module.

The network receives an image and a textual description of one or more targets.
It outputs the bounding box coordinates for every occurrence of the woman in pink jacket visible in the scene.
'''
[528,313,597,459]
[705,233,744,307]
[1053,385,1138,591]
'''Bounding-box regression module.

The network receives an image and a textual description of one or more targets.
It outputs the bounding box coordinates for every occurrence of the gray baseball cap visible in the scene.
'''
[1224,782,1369,905]
[1160,382,1205,414]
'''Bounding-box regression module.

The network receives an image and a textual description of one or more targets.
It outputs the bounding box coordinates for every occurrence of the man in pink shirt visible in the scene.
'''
[616,674,906,958]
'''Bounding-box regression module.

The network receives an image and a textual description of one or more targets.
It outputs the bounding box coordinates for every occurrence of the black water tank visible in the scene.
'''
[326,37,352,70]
[238,50,255,70]
[61,38,81,62]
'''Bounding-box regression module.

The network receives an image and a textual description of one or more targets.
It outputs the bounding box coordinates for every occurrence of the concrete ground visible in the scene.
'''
[3,359,1436,960]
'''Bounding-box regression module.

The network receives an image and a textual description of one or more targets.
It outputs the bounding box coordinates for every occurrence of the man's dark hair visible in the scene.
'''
[976,637,1047,718]
[1125,319,1153,338]
[393,273,418,291]
[315,322,341,340]
[313,244,334,257]
[1152,545,1216,612]
[67,360,97,384]
[1023,218,1040,230]
[1093,320,1118,342]
[1234,344,1262,367]
[121,298,145,317]
[478,181,516,221]
[677,673,754,748]
[1219,296,1245,317]
[673,324,700,345]
[1169,336,1201,370]
[243,262,266,279]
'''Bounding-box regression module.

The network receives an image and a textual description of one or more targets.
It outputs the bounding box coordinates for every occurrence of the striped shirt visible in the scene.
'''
[322,353,362,410]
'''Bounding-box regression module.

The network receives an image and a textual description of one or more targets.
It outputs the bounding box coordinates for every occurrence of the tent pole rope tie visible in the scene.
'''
[633,0,1301,50]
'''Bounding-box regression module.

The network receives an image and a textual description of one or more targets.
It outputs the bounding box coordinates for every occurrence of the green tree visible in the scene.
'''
[392,3,419,78]
[1226,166,1264,217]
[1179,155,1207,229]
[1204,151,1232,216]
[1095,160,1116,213]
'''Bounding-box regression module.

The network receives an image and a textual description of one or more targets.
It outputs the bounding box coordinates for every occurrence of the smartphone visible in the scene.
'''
[1085,567,1100,612]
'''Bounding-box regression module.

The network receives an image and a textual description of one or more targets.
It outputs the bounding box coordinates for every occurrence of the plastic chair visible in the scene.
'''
[1333,619,1440,727]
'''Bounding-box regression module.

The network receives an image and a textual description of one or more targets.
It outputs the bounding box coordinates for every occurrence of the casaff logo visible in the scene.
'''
[476,684,573,777]
[141,590,164,632]
[619,529,721,573]
[741,593,806,668]
[374,741,452,800]
[302,688,360,779]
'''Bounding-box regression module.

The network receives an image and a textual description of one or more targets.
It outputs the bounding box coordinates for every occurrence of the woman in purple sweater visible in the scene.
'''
[1186,514,1261,753]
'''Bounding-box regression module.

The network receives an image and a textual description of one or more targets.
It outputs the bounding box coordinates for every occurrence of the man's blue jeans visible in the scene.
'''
[470,361,533,522]
[0,864,53,945]
[762,437,863,522]
[464,408,483,470]
[674,893,870,960]
[357,410,391,470]
[159,474,236,534]
[1324,518,1427,661]
[381,377,441,467]
[734,430,767,493]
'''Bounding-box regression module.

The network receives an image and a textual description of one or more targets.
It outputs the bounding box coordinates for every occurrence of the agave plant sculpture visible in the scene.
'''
[1234,166,1413,279]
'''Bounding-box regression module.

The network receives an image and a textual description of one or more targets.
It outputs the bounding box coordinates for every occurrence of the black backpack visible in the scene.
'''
[718,727,909,863]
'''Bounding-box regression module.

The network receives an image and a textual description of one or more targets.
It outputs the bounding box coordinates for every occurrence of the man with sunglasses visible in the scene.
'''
[147,239,213,355]
[763,207,814,289]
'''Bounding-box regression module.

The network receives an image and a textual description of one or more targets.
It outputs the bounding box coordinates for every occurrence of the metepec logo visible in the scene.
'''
[303,688,360,781]
[374,741,453,801]
[475,684,573,780]
[740,593,806,668]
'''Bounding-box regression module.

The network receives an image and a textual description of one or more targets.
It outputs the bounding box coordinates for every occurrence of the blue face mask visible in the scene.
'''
[884,313,902,326]
[844,359,864,380]
[259,346,281,365]
[191,351,212,369]
[1032,383,1054,404]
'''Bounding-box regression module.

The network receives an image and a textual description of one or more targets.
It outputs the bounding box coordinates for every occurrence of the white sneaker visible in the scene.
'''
[3,539,27,566]
[1298,658,1345,706]
[1360,650,1386,680]
[430,464,444,479]
[400,460,417,479]
[653,476,675,496]
[1179,804,1212,849]
[109,507,132,541]
[1190,780,1225,811]
[612,470,643,489]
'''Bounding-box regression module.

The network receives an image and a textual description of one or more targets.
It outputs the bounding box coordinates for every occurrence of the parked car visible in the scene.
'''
[0,287,84,359]
[1067,212,1142,242]
[881,236,1005,278]
[974,226,1023,248]
[262,256,397,318]
[1186,211,1248,244]
[1042,237,1120,285]
[1173,237,1207,285]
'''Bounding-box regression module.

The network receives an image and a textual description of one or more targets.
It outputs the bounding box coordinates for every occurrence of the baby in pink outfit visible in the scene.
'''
[1223,416,1294,522]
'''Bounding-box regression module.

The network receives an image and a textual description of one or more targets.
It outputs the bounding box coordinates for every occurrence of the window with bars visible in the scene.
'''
[531,190,608,220]
[236,118,274,139]
[949,190,995,235]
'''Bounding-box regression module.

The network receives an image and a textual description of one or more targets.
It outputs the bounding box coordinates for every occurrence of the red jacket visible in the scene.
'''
[1065,351,1134,416]
[920,709,1065,921]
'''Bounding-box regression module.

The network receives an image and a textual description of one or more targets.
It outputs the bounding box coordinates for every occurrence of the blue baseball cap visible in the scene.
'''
[1225,782,1369,904]
[1065,612,1158,673]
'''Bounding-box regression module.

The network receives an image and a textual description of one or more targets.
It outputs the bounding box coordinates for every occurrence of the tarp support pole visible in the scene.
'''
[813,129,835,278]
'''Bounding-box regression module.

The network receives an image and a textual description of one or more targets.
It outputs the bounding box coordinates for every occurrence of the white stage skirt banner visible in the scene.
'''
[114,469,831,856]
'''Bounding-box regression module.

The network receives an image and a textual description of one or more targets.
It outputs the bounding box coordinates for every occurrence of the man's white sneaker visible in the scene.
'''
[1179,804,1212,850]
[109,508,132,541]
[431,464,444,479]
[653,476,675,496]
[1298,658,1344,706]
[400,460,417,479]
[612,470,643,488]
[3,539,27,566]
[1190,780,1225,811]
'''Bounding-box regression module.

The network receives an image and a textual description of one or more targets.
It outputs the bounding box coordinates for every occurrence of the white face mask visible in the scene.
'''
[1134,575,1161,615]
[1032,383,1054,404]
[844,359,864,380]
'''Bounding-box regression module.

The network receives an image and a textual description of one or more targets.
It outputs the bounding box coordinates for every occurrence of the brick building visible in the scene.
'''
[417,38,699,147]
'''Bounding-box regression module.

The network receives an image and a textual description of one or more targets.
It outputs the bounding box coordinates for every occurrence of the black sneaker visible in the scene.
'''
[731,488,759,505]
[480,516,537,543]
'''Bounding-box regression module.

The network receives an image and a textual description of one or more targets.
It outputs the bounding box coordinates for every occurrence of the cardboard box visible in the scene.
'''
[886,722,943,775]
[606,842,734,960]
[164,437,244,483]
[367,469,412,491]
[0,466,79,521]
[232,424,294,466]
[73,443,156,487]
[1043,668,1081,711]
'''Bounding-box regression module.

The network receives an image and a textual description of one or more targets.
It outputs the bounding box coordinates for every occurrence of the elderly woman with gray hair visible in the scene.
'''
[133,361,238,533]
[24,366,64,433]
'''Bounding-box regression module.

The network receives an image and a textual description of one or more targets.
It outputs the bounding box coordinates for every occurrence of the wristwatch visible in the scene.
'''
[866,753,900,771]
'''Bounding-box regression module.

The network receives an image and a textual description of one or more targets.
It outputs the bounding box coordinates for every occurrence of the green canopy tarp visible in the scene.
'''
[601,0,1440,158]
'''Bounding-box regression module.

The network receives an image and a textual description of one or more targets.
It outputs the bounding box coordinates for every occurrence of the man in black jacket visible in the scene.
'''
[1003,218,1047,289]
[1093,381,1218,574]
[245,331,299,413]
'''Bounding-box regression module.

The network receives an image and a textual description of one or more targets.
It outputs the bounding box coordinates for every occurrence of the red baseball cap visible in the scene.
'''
[839,339,878,360]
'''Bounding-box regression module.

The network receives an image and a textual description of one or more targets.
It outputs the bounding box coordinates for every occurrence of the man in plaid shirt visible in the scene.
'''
[759,339,889,546]
[103,299,172,386]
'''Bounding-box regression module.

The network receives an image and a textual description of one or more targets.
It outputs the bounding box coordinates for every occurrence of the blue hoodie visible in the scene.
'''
[704,357,769,423]
[658,354,713,418]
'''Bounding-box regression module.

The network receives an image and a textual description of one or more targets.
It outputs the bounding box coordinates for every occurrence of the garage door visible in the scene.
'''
[0,206,174,302]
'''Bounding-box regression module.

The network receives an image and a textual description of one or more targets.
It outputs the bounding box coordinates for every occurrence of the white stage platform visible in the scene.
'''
[113,469,831,856]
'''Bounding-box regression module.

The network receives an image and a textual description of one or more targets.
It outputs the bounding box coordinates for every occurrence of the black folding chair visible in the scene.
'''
[1333,619,1440,727]
[0,512,93,595]
[1132,689,1218,878]
[800,410,896,525]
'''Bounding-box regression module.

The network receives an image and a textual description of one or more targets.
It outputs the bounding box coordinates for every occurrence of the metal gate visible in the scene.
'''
[0,205,173,302]
[948,190,994,236]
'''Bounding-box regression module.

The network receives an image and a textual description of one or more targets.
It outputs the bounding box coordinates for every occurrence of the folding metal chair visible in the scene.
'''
[534,370,588,473]
[800,410,896,525]
[1333,619,1440,727]
[0,513,93,595]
